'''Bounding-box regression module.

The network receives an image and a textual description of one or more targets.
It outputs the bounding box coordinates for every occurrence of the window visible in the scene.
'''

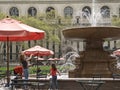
[46,7,55,19]
[101,6,110,18]
[28,7,37,17]
[82,6,91,18]
[64,6,73,18]
[9,7,19,16]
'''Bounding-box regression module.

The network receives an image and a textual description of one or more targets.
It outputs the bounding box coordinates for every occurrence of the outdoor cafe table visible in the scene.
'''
[76,80,105,90]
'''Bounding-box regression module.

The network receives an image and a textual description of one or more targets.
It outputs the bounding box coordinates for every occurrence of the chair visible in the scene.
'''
[36,70,47,78]
[0,70,6,86]
[112,73,120,80]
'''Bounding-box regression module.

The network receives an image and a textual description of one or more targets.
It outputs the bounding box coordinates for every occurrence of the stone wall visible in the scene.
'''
[39,79,120,90]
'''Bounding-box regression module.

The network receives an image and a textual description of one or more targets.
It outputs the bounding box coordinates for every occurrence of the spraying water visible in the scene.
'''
[82,0,102,26]
[60,51,80,73]
[74,0,110,26]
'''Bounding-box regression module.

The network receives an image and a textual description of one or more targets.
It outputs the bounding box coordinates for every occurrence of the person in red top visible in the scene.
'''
[49,63,61,90]
[13,66,23,77]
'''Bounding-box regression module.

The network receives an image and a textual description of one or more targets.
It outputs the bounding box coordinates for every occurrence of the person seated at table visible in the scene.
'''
[13,65,23,79]
[36,67,42,77]
[13,65,23,86]
[37,67,41,74]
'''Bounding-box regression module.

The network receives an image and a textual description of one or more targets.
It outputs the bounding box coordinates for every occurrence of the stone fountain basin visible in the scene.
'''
[62,26,120,41]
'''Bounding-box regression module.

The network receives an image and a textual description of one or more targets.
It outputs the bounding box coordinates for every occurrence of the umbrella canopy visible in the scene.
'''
[48,58,56,60]
[113,49,120,56]
[0,17,45,41]
[23,45,54,79]
[0,17,45,86]
[37,57,45,60]
[48,58,60,61]
[23,45,54,56]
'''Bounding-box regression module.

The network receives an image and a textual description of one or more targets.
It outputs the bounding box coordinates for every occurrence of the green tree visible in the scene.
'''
[0,13,67,46]
[111,17,120,26]
[12,16,64,43]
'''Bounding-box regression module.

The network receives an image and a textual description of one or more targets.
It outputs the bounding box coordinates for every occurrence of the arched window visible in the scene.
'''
[100,6,110,18]
[46,7,55,19]
[28,7,37,17]
[82,6,91,18]
[64,6,73,18]
[9,7,19,16]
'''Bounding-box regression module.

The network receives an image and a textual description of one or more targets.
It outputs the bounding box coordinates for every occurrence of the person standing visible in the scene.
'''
[36,67,42,76]
[48,63,61,90]
[20,53,33,80]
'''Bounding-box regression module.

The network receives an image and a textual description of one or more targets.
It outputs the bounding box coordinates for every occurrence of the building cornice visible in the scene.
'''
[0,0,119,4]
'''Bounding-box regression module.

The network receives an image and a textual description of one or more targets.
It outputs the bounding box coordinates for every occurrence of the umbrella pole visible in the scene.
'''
[6,37,10,87]
[37,52,39,79]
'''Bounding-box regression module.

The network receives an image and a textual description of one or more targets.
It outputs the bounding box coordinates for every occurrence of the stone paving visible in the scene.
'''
[0,74,120,90]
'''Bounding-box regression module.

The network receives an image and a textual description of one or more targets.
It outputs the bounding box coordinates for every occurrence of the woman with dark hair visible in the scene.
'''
[49,63,61,90]
[20,53,34,80]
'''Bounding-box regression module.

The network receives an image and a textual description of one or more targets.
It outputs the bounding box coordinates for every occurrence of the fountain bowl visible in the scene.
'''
[62,26,120,41]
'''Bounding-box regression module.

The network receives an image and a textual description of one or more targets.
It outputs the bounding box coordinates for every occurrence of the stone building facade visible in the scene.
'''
[0,0,120,19]
[0,0,120,62]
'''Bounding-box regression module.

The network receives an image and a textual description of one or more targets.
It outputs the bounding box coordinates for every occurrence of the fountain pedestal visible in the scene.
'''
[69,40,115,78]
[63,26,120,78]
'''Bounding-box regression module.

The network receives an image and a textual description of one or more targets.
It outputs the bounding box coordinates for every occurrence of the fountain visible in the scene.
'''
[62,0,120,78]
[60,51,79,73]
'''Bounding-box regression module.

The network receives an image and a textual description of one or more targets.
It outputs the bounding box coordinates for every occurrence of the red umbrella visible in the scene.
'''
[113,49,120,56]
[60,57,64,60]
[22,45,54,78]
[0,17,45,85]
[23,45,54,56]
[0,17,44,41]
[48,58,65,61]
[34,57,45,60]
[48,58,56,61]
[37,57,45,61]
